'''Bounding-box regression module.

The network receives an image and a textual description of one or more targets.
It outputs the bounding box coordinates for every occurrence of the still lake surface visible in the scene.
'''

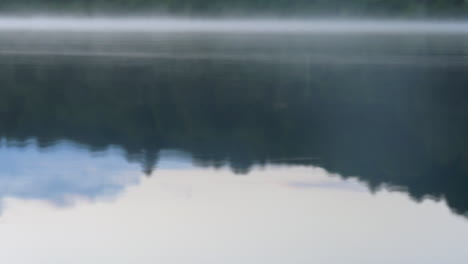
[0,23,468,263]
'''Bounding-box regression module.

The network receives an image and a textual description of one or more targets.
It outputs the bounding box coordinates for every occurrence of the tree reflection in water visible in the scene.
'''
[0,34,467,216]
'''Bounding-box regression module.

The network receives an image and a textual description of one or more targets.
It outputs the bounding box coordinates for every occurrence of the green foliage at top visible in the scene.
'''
[0,0,468,16]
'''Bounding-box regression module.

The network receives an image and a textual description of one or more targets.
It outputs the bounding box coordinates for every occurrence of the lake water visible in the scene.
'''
[0,22,468,263]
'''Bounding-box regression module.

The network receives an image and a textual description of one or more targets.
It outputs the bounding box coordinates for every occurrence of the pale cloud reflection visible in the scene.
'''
[0,142,467,264]
[0,139,382,211]
[0,140,423,216]
[0,141,142,208]
[1,167,466,264]
[286,181,368,192]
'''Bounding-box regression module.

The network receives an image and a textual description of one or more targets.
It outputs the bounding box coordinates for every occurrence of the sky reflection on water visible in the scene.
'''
[0,140,200,208]
[0,142,467,263]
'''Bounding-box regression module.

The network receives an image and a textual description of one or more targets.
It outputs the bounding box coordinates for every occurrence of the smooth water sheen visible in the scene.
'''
[0,22,468,263]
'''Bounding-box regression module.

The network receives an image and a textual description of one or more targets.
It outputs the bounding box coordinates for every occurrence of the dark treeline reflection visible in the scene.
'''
[0,41,467,216]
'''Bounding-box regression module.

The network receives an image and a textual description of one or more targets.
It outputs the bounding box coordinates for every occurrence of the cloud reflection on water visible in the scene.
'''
[0,139,370,213]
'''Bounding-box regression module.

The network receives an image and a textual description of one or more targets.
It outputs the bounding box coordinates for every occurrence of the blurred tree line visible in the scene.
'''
[0,0,468,16]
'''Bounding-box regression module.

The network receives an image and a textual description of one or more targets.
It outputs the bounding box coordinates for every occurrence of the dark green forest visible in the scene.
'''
[1,0,468,16]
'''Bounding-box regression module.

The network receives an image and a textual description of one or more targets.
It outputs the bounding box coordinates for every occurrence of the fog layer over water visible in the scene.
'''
[1,17,468,33]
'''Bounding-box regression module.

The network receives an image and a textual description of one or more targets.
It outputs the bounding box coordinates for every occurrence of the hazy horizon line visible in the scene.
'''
[0,16,468,33]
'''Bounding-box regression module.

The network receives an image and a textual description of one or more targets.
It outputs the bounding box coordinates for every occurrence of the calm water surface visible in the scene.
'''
[0,28,468,263]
